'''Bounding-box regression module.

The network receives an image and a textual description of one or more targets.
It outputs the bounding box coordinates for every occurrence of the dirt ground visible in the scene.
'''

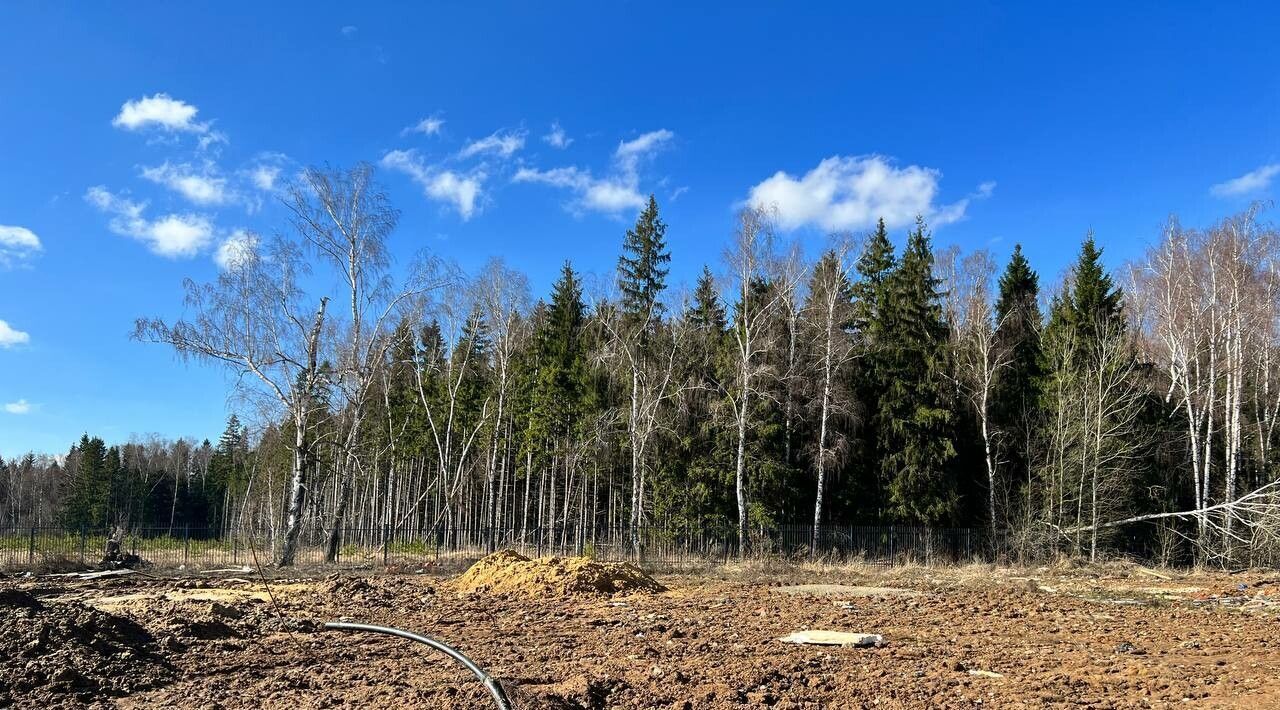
[3,558,1280,709]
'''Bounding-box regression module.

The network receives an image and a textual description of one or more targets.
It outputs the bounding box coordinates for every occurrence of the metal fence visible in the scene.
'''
[0,524,981,571]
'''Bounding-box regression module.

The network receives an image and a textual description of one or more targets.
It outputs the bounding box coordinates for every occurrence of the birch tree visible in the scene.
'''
[135,235,330,566]
[799,241,859,553]
[723,206,783,554]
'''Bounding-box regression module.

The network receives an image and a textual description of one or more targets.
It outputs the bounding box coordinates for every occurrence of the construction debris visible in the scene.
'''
[778,630,884,647]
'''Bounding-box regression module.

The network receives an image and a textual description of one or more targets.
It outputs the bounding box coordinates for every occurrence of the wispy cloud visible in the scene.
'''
[141,161,230,205]
[249,164,281,191]
[85,186,214,257]
[514,129,674,215]
[745,155,978,231]
[404,116,445,137]
[1211,164,1280,198]
[113,93,209,134]
[4,399,31,415]
[380,149,483,220]
[0,225,42,268]
[341,25,358,37]
[0,319,30,348]
[459,129,525,159]
[543,122,572,149]
[214,230,258,270]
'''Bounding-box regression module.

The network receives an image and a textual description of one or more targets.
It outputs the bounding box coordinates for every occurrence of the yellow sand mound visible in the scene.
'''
[455,550,665,597]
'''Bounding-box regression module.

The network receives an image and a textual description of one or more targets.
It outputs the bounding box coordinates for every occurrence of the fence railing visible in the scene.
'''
[0,524,981,571]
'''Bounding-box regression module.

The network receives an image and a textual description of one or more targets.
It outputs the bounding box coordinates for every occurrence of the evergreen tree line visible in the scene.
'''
[6,164,1280,566]
[1,421,248,536]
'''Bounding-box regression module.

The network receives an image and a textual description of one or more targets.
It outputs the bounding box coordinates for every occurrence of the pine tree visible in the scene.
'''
[687,266,726,333]
[1065,233,1124,349]
[880,217,959,524]
[664,266,735,530]
[992,244,1044,523]
[850,218,898,514]
[531,263,589,462]
[617,195,671,327]
[63,435,109,530]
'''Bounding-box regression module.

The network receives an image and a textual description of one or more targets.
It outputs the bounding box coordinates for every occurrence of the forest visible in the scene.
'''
[3,164,1279,567]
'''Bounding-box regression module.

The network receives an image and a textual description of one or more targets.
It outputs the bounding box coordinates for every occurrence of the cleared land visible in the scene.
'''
[3,558,1280,708]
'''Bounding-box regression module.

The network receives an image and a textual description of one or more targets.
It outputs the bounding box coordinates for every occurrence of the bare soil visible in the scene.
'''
[3,559,1280,708]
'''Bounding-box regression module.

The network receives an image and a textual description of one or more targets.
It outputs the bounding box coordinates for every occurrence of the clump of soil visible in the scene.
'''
[318,574,436,609]
[454,550,664,598]
[0,588,172,706]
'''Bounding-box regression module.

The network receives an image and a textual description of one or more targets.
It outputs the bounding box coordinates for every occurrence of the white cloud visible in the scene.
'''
[746,155,973,231]
[380,150,483,220]
[141,162,230,205]
[514,128,673,215]
[543,122,572,149]
[459,130,525,159]
[4,399,31,415]
[0,225,42,267]
[1211,164,1280,198]
[341,25,358,36]
[249,164,281,191]
[113,93,208,134]
[404,116,445,137]
[615,129,674,171]
[85,186,214,257]
[214,230,258,270]
[0,319,30,348]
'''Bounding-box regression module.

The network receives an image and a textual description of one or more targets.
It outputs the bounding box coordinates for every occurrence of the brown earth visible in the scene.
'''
[2,562,1279,708]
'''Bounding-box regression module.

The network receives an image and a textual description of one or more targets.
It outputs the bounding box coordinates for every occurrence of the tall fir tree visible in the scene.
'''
[1065,233,1124,347]
[617,195,671,327]
[850,218,898,514]
[879,217,959,524]
[532,262,589,448]
[991,244,1044,521]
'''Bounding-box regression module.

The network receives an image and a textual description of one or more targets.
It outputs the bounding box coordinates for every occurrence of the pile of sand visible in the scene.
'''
[454,550,664,598]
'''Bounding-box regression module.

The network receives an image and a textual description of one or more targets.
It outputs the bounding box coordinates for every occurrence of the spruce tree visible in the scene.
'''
[849,218,898,514]
[617,195,671,327]
[1066,233,1124,348]
[992,244,1044,520]
[665,266,735,530]
[880,217,959,524]
[534,263,589,447]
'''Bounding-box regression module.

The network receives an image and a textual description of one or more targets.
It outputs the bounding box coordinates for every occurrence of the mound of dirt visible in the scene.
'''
[0,587,173,706]
[454,550,664,598]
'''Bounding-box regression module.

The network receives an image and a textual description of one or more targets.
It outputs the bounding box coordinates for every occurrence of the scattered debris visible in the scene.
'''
[771,584,921,598]
[47,568,138,580]
[778,630,883,647]
[1114,642,1145,655]
[454,550,664,598]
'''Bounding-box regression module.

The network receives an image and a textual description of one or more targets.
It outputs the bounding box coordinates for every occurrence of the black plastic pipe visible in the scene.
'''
[323,621,512,710]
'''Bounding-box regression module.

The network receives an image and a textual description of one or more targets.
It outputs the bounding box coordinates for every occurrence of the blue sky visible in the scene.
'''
[1,2,1277,457]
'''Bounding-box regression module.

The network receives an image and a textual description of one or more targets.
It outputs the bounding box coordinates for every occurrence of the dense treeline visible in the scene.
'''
[5,164,1280,567]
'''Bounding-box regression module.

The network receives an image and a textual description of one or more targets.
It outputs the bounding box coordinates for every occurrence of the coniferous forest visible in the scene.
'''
[4,164,1280,567]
